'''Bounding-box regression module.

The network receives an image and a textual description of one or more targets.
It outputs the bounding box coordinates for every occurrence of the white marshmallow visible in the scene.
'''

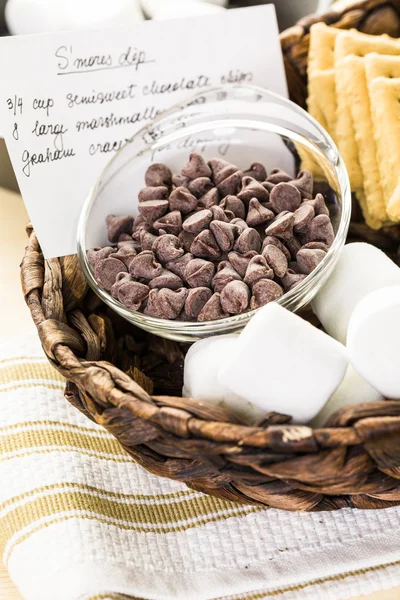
[219,303,348,423]
[5,0,144,35]
[183,334,265,424]
[312,243,400,344]
[140,0,225,19]
[310,365,383,428]
[347,285,400,398]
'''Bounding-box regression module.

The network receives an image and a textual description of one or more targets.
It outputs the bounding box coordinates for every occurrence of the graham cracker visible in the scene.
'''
[307,78,328,131]
[308,22,341,72]
[340,55,387,226]
[309,69,337,139]
[365,52,400,81]
[334,30,400,192]
[308,24,341,140]
[355,190,382,230]
[368,77,400,221]
[334,58,363,190]
[305,24,342,178]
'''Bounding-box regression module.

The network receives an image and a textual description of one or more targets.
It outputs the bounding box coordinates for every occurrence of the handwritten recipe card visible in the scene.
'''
[0,5,287,257]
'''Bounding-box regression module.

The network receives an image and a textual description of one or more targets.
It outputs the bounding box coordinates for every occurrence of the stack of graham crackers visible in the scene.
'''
[307,23,400,230]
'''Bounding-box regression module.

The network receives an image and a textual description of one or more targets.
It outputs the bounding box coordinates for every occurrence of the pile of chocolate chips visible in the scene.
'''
[87,153,335,322]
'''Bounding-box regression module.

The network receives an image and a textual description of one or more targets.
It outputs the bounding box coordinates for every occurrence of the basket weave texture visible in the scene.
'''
[21,0,400,511]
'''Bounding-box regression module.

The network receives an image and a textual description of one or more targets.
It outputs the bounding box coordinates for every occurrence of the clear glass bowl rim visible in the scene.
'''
[77,84,351,336]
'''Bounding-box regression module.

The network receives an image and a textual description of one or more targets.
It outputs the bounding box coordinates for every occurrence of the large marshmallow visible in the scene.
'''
[311,365,383,428]
[312,243,400,344]
[219,303,348,423]
[183,335,265,424]
[140,0,225,19]
[347,285,400,398]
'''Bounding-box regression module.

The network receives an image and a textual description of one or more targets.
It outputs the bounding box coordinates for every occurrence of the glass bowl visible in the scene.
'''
[77,84,351,342]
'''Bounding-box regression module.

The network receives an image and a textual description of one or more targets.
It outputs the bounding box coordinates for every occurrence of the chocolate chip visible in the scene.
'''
[178,230,196,253]
[185,287,213,319]
[219,195,246,219]
[149,269,183,290]
[230,218,248,233]
[95,257,127,291]
[221,281,250,314]
[288,261,303,274]
[153,210,182,236]
[199,187,219,209]
[129,251,163,280]
[227,250,258,278]
[262,181,275,193]
[169,187,198,214]
[305,214,334,246]
[267,168,292,184]
[172,174,189,188]
[243,162,267,181]
[301,241,329,252]
[217,170,243,197]
[113,244,137,268]
[176,310,195,322]
[238,176,269,203]
[210,205,229,222]
[286,236,302,259]
[304,193,329,216]
[181,152,212,179]
[233,228,261,254]
[132,213,149,233]
[117,281,150,310]
[185,258,215,288]
[166,253,193,280]
[208,158,238,185]
[152,234,184,263]
[190,230,221,259]
[138,200,169,223]
[244,255,274,286]
[290,170,313,199]
[144,288,188,319]
[182,209,213,234]
[117,233,133,246]
[111,272,132,298]
[293,203,315,233]
[246,198,274,227]
[197,292,228,322]
[188,177,214,198]
[265,213,294,241]
[281,271,307,292]
[212,261,242,293]
[224,210,235,222]
[250,279,283,309]
[262,244,288,278]
[139,230,158,251]
[296,248,326,274]
[145,163,172,187]
[262,236,291,261]
[209,220,239,253]
[87,246,114,268]
[269,183,301,213]
[106,215,134,243]
[139,186,169,202]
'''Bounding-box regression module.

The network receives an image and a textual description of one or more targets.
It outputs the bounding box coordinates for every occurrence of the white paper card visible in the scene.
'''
[0,5,287,258]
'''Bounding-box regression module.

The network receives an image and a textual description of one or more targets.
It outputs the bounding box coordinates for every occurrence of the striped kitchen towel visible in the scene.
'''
[1,335,400,600]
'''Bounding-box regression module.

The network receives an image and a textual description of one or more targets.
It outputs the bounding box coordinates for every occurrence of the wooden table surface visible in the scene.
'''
[0,184,399,599]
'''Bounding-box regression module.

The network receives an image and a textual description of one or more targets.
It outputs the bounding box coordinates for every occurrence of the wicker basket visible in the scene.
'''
[21,0,400,512]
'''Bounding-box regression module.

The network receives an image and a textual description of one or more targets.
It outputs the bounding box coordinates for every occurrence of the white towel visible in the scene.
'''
[0,335,399,600]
